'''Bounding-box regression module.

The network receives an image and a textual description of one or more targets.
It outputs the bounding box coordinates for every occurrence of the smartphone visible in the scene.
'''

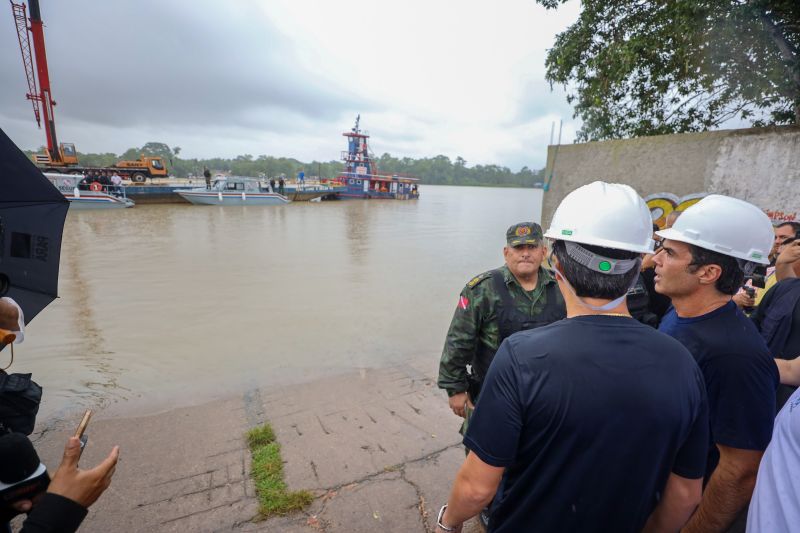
[74,409,92,453]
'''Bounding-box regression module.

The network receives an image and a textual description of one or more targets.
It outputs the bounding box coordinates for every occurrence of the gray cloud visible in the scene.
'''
[2,0,366,139]
[1,0,580,167]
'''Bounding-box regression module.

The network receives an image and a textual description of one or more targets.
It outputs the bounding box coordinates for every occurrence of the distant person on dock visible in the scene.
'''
[278,176,285,195]
[269,178,276,193]
[110,172,123,195]
[654,195,778,533]
[203,167,211,190]
[97,172,111,190]
[297,170,305,188]
[436,183,708,533]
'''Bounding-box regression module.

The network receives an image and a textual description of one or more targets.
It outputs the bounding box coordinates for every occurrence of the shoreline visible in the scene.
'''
[21,363,482,532]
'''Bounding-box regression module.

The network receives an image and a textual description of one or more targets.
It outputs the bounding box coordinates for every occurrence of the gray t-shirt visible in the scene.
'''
[747,387,800,532]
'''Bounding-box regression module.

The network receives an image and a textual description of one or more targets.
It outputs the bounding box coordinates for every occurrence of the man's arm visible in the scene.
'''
[682,445,762,533]
[775,358,800,386]
[18,437,119,533]
[438,287,483,417]
[642,473,702,533]
[437,452,504,532]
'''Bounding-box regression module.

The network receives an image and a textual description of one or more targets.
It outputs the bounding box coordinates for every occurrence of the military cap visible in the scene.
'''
[506,222,543,247]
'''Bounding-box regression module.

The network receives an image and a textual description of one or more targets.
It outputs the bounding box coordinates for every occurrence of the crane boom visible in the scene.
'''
[10,0,60,163]
[10,0,40,127]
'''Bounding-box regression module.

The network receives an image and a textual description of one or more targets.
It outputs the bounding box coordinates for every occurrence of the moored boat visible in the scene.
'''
[175,176,290,205]
[45,173,134,209]
[331,116,420,200]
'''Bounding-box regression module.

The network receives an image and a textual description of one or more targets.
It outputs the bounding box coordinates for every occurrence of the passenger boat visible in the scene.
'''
[45,173,135,209]
[330,116,420,200]
[175,176,290,205]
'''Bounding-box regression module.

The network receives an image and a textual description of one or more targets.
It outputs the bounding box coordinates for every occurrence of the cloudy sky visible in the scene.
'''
[1,0,581,171]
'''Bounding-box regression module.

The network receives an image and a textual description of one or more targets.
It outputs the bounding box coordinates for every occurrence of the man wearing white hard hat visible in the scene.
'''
[654,195,779,533]
[435,182,708,533]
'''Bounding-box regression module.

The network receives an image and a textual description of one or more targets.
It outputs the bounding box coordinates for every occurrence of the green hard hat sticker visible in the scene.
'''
[598,260,612,272]
[561,229,573,236]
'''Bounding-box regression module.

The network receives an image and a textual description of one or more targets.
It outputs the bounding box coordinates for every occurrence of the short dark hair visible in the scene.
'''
[776,221,800,233]
[686,244,743,295]
[552,240,640,299]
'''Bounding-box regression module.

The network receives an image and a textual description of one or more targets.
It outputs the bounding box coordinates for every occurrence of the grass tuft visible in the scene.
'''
[247,423,313,520]
[247,424,276,448]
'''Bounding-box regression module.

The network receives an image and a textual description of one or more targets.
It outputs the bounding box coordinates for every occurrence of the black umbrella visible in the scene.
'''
[0,127,69,323]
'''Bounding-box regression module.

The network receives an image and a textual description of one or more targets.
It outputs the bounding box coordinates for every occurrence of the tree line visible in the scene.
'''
[27,142,545,188]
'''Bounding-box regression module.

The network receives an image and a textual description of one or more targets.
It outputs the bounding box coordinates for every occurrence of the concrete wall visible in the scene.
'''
[541,125,800,227]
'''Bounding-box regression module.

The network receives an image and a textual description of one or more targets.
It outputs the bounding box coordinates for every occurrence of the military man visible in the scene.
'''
[438,222,566,423]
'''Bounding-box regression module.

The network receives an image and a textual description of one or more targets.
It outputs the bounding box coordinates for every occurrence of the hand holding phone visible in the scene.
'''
[74,410,92,456]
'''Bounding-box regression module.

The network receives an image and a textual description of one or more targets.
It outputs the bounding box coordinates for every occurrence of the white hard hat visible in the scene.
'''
[544,181,655,254]
[656,194,772,265]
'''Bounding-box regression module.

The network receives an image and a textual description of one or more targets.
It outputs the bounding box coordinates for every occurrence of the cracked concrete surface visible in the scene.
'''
[15,365,482,532]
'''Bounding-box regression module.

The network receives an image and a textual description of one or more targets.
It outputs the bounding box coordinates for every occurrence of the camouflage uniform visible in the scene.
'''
[437,223,567,415]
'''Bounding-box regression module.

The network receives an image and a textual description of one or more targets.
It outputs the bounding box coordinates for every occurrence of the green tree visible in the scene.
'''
[139,142,175,160]
[539,0,799,141]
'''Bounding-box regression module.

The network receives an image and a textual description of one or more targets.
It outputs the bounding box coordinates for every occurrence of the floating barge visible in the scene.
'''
[331,116,419,200]
[121,180,336,204]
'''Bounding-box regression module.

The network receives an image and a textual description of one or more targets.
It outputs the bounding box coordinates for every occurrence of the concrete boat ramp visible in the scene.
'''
[21,365,483,532]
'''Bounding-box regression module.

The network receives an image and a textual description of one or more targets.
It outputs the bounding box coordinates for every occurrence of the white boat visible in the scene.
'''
[175,176,290,206]
[45,173,135,209]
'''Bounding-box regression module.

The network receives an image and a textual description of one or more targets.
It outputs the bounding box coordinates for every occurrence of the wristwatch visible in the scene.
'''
[437,504,459,532]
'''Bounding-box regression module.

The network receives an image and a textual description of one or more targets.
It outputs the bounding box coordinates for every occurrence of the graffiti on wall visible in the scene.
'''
[645,193,706,229]
[766,210,797,222]
[646,192,797,227]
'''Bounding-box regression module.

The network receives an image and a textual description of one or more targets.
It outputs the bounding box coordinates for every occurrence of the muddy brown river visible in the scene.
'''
[13,185,543,421]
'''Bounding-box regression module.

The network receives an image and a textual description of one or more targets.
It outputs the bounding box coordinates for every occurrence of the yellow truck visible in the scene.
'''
[33,143,168,182]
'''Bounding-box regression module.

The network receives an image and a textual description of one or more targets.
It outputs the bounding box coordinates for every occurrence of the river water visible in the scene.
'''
[15,185,542,421]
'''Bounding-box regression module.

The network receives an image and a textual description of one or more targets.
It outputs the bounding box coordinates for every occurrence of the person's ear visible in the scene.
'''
[696,264,723,285]
[549,253,562,277]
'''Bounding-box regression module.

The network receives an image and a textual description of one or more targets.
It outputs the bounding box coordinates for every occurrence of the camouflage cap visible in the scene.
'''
[506,222,543,247]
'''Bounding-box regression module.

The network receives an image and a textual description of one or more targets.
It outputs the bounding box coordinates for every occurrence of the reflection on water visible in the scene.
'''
[16,186,542,420]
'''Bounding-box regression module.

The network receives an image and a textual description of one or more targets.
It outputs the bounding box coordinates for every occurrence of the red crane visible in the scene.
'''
[10,0,73,165]
[9,0,168,180]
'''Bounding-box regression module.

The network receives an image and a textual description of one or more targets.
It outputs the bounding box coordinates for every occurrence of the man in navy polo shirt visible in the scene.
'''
[654,195,778,532]
[436,182,708,533]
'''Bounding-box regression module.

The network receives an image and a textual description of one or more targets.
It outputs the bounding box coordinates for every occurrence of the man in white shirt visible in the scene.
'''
[747,358,800,532]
